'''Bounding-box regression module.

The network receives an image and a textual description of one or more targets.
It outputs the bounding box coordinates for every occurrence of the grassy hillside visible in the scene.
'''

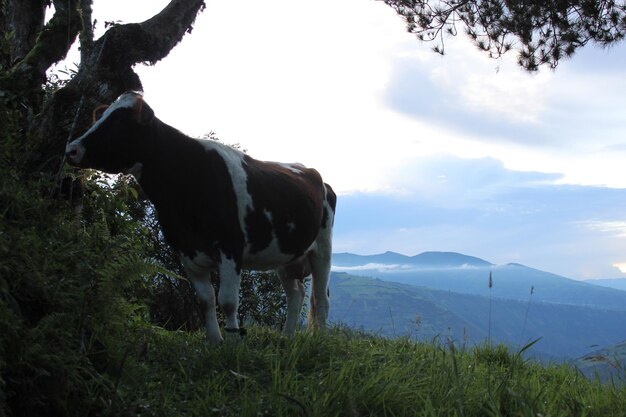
[51,326,626,417]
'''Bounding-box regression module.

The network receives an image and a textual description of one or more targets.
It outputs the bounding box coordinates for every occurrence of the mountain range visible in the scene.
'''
[333,251,492,269]
[331,251,626,310]
[328,251,626,373]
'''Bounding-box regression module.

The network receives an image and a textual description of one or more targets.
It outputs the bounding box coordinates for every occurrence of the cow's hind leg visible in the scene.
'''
[276,259,309,336]
[308,231,332,330]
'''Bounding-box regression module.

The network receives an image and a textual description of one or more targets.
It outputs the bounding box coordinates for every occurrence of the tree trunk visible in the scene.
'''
[0,0,82,107]
[0,0,206,175]
[0,0,48,69]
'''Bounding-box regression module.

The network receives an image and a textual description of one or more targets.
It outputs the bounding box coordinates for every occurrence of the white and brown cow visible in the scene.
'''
[66,91,336,344]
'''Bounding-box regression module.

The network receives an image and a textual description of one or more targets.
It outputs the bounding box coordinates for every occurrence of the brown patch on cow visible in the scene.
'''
[243,156,325,257]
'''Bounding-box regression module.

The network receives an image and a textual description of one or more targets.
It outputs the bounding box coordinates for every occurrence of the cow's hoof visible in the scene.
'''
[224,327,246,343]
[206,335,224,346]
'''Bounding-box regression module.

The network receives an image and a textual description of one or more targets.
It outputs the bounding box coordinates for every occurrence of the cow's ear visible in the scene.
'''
[135,97,155,125]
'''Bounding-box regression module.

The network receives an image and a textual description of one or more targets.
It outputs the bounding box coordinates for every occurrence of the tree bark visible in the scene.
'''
[29,0,206,174]
[0,0,48,69]
[79,0,95,62]
[0,0,81,103]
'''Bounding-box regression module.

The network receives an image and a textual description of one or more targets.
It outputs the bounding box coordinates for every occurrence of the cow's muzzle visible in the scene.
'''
[65,141,85,165]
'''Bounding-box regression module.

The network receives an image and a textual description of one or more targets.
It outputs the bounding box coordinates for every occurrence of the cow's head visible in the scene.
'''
[65,91,155,175]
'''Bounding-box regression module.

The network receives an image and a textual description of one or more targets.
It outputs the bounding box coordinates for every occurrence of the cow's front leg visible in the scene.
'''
[218,254,243,342]
[192,278,223,345]
[182,255,223,345]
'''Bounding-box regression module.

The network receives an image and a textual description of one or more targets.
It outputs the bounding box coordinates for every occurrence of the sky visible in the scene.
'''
[52,0,626,279]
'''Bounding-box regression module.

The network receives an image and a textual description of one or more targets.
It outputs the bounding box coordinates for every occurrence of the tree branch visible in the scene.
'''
[30,0,206,173]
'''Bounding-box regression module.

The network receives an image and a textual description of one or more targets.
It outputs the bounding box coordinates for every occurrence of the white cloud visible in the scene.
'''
[331,262,489,273]
[579,221,626,238]
[412,38,553,124]
[331,263,414,272]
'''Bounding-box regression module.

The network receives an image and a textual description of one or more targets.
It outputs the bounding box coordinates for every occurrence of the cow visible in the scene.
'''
[65,91,336,345]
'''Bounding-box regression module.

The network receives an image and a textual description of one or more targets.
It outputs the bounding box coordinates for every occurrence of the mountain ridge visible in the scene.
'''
[331,251,626,311]
[332,250,493,268]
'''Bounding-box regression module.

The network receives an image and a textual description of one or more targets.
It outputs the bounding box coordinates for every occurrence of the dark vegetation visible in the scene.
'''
[0,3,283,414]
[0,97,285,416]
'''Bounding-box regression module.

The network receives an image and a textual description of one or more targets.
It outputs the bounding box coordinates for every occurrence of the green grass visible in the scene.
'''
[104,326,626,417]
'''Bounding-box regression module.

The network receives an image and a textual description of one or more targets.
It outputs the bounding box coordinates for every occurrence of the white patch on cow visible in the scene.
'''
[243,235,292,271]
[287,222,296,233]
[71,92,140,145]
[278,162,305,174]
[235,206,292,270]
[197,138,253,244]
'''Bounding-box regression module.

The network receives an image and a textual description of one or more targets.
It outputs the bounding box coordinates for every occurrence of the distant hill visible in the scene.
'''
[331,252,626,311]
[332,251,493,268]
[583,278,626,292]
[329,272,626,361]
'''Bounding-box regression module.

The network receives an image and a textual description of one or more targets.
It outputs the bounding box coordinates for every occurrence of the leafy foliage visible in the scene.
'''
[1,27,286,415]
[1,158,290,417]
[0,163,288,416]
[384,0,626,70]
[0,166,153,416]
